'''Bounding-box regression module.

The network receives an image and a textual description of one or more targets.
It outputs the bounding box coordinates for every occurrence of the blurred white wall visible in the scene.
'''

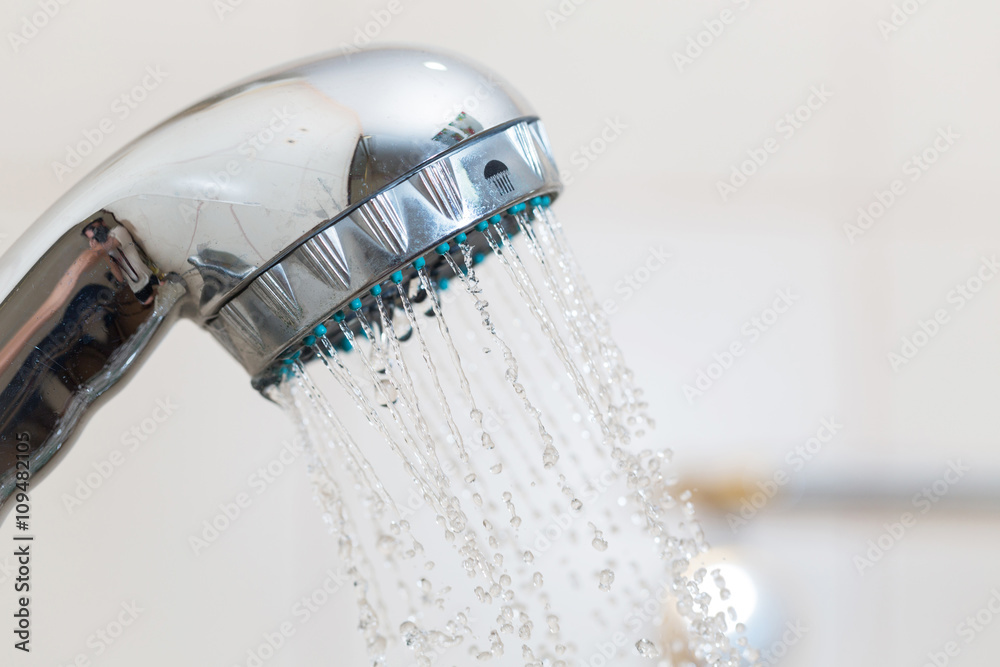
[1,0,999,665]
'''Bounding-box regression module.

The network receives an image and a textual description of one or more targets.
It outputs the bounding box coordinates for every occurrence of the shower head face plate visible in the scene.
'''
[212,118,562,379]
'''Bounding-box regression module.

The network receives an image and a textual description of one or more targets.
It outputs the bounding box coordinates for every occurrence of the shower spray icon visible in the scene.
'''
[484,160,515,196]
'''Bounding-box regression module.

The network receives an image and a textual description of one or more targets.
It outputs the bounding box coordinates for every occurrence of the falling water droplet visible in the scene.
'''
[400,621,419,646]
[635,638,659,658]
[590,523,608,552]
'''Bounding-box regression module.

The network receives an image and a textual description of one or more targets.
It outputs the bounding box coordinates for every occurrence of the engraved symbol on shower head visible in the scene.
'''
[484,160,515,196]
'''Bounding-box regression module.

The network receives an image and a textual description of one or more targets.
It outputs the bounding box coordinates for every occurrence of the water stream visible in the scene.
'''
[269,204,758,666]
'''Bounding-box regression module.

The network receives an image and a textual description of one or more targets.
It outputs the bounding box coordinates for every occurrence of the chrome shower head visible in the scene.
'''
[0,47,561,508]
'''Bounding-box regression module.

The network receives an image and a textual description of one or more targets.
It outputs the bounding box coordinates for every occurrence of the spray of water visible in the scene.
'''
[267,203,760,666]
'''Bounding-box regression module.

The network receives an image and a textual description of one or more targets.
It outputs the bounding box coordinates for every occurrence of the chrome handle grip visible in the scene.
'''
[0,217,185,510]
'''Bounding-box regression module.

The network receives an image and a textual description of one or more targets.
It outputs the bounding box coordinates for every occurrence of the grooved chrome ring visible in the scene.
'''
[210,119,562,376]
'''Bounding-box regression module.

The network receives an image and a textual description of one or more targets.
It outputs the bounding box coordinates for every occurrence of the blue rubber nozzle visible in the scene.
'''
[332,311,345,323]
[370,284,382,297]
[412,257,426,270]
[349,298,363,310]
[391,270,404,284]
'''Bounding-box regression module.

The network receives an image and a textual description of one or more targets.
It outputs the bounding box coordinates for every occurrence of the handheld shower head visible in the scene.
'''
[0,47,759,667]
[0,47,561,508]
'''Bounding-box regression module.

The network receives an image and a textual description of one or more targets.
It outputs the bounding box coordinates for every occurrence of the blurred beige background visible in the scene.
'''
[2,0,1000,664]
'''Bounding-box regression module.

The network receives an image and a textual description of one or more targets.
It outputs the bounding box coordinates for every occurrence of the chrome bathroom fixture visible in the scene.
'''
[0,47,561,508]
[0,47,760,667]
